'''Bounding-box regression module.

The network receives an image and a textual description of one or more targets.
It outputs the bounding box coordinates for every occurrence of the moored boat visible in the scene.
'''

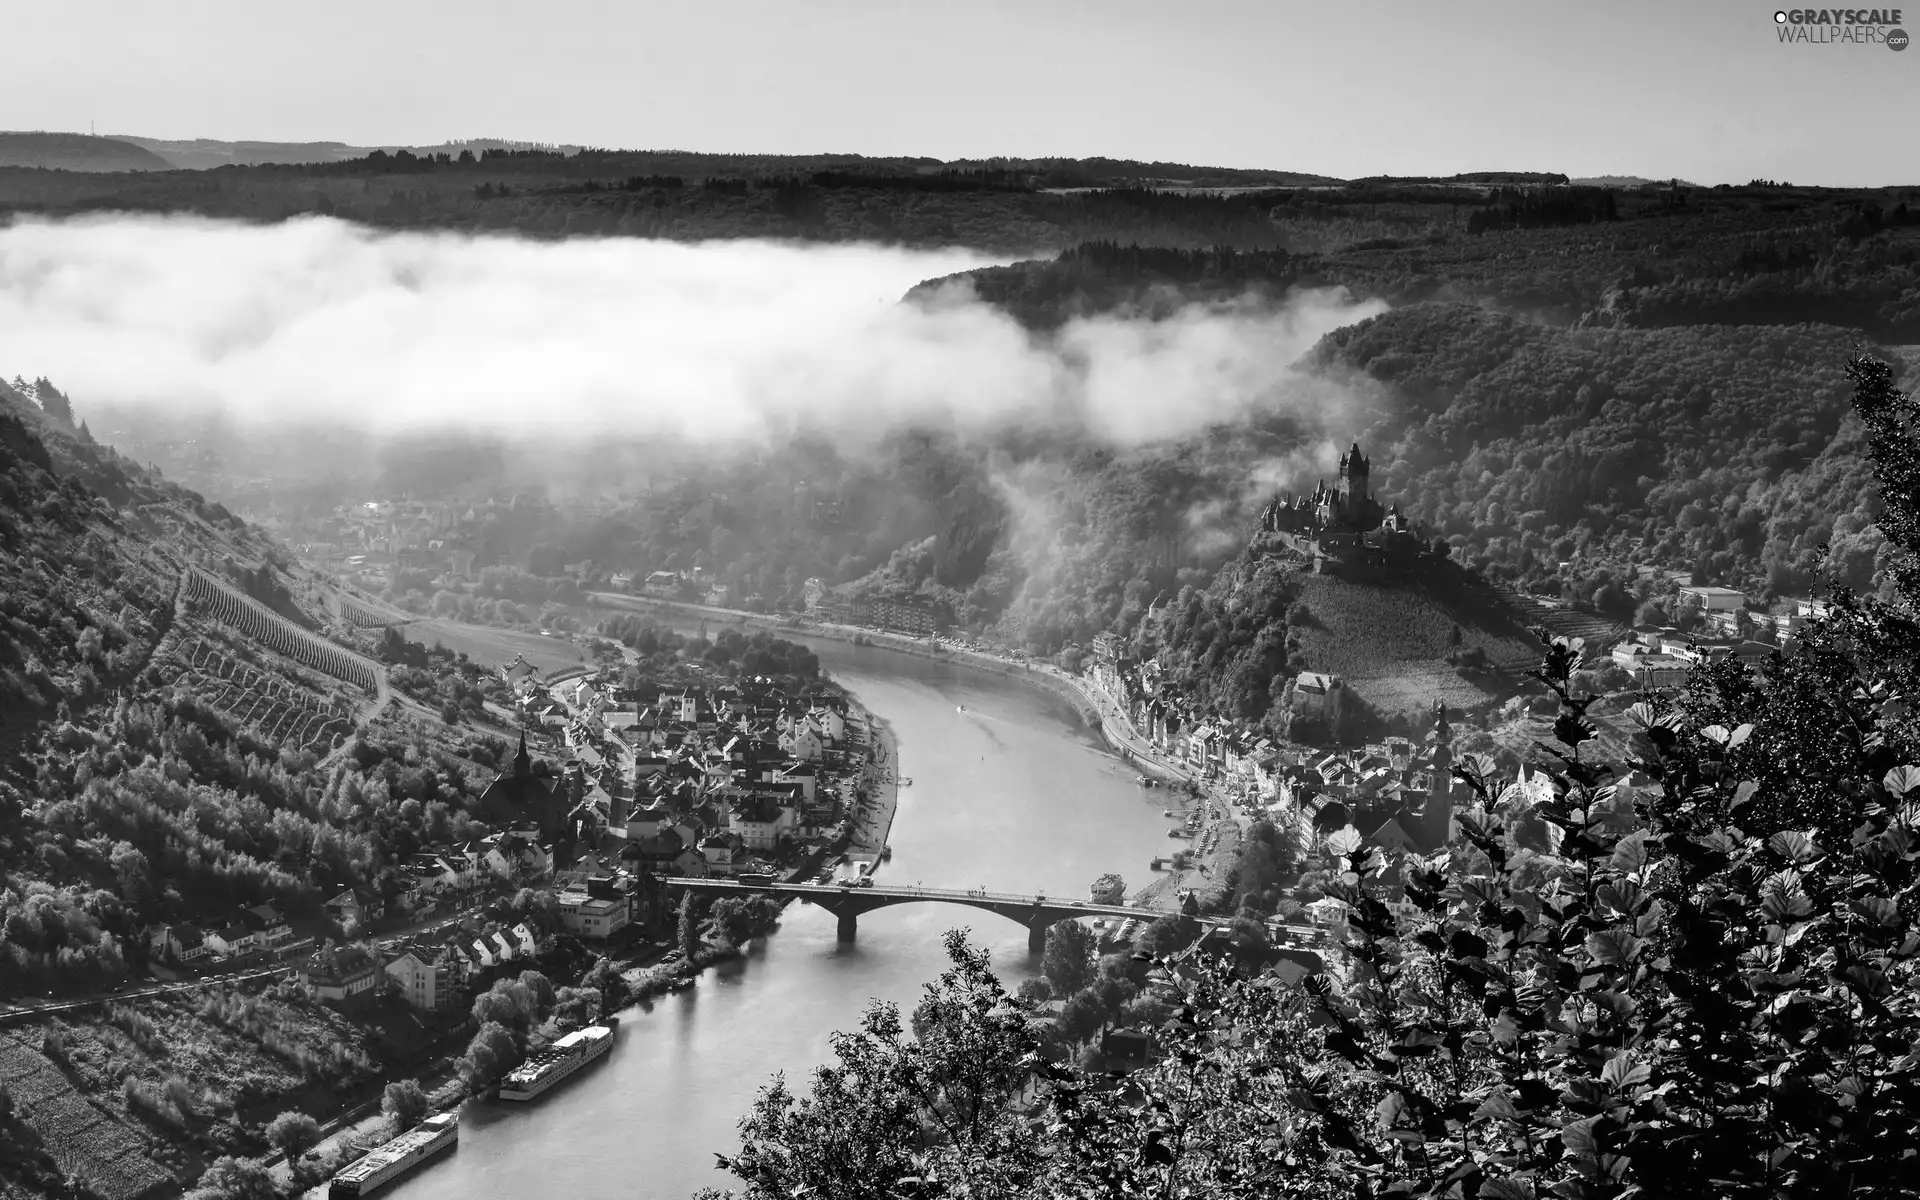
[328,1113,458,1198]
[497,1020,619,1102]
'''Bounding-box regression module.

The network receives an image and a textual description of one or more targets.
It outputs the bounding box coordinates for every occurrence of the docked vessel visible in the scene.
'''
[497,1020,618,1102]
[328,1112,458,1198]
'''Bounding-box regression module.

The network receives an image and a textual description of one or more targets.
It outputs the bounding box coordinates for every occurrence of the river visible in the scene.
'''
[384,637,1178,1200]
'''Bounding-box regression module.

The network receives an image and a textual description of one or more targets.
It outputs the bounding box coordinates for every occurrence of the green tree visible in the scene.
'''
[1131,913,1199,957]
[381,1079,429,1129]
[1040,919,1096,996]
[187,1155,276,1200]
[264,1110,321,1159]
[678,893,703,957]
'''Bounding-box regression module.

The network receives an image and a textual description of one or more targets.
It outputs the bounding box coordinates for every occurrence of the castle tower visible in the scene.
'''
[1339,442,1371,503]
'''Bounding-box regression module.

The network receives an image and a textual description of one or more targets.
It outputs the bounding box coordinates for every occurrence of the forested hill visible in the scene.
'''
[1310,307,1901,608]
[916,182,1920,339]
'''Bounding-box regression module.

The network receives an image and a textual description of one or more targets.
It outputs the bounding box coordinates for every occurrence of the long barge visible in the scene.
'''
[327,1112,458,1198]
[497,1019,619,1102]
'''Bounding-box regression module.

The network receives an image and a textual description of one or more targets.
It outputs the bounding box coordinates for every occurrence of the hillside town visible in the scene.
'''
[140,664,882,1017]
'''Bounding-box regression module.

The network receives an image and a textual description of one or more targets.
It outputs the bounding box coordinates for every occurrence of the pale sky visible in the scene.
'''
[3,0,1914,186]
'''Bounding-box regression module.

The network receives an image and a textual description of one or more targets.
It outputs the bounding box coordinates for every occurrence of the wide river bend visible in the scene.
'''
[388,637,1175,1200]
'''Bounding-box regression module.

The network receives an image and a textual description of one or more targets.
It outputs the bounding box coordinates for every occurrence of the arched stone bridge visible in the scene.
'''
[664,878,1325,955]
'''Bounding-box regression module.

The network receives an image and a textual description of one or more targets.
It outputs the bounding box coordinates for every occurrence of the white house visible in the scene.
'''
[782,725,825,763]
[204,923,259,958]
[150,923,209,963]
[807,706,846,745]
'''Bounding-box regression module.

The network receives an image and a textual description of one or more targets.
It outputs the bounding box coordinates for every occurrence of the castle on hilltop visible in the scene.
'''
[1258,442,1427,575]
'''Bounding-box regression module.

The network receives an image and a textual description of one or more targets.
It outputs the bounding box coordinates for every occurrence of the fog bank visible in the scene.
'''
[0,214,1384,449]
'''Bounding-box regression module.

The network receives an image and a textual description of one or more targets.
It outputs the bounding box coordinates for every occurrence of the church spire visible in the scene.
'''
[514,730,531,778]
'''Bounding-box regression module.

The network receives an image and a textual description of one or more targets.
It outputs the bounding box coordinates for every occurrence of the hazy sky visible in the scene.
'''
[3,0,1915,185]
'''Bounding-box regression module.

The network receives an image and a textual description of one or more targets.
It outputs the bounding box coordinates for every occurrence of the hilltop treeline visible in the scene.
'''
[897,182,1920,336]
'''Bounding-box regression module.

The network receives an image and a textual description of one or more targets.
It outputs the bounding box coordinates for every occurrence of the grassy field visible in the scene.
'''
[1290,573,1541,717]
[399,619,591,676]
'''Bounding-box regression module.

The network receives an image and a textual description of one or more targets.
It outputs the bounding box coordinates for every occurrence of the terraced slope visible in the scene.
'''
[1289,572,1541,715]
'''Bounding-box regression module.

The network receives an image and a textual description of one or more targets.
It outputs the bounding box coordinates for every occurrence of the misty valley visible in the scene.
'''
[1,140,1919,1200]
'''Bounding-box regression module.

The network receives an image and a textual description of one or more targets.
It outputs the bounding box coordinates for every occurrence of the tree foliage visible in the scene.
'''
[263,1110,320,1159]
[380,1078,429,1129]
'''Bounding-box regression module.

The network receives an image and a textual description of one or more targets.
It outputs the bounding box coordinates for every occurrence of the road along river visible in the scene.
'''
[383,635,1181,1200]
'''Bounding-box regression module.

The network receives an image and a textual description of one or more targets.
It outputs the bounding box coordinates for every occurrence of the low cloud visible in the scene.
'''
[0,214,1384,450]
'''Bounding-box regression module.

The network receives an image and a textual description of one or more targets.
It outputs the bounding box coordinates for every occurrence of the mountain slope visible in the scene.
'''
[0,379,523,1199]
[0,133,173,172]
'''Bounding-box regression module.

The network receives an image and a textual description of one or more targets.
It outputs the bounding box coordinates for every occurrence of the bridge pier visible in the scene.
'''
[1028,920,1047,955]
[838,913,858,943]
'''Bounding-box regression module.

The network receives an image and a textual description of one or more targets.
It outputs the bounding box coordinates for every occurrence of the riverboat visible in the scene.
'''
[1168,829,1191,838]
[327,1113,458,1198]
[497,1020,619,1102]
[1149,856,1169,870]
[1136,775,1156,788]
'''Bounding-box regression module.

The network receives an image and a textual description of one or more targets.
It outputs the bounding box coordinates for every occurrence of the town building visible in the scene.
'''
[868,596,944,636]
[300,946,382,1007]
[556,876,632,940]
[1289,672,1347,738]
[205,922,258,958]
[324,889,385,929]
[149,923,209,963]
[240,902,297,953]
[1677,585,1747,613]
[384,944,467,1012]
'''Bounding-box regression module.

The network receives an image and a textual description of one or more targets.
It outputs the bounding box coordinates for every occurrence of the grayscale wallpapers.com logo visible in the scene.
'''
[1774,7,1909,47]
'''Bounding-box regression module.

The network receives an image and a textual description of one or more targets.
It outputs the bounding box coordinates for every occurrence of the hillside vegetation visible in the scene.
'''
[0,384,535,1195]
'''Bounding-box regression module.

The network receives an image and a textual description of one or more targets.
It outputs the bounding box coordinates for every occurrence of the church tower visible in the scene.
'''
[1415,699,1455,851]
[1339,442,1371,503]
[513,730,531,778]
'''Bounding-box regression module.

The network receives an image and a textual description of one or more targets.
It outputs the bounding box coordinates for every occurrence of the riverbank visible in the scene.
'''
[846,707,901,862]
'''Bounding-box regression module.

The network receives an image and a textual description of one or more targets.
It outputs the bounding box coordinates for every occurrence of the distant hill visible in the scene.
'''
[0,131,173,172]
[112,136,365,169]
[1571,175,1701,188]
[113,135,587,169]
